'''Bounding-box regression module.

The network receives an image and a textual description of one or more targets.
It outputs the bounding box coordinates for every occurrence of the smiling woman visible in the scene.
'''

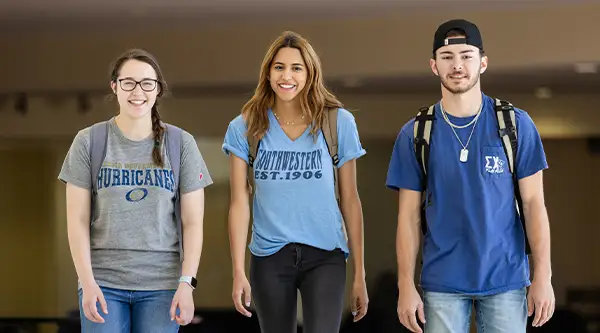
[58,48,214,333]
[222,30,369,333]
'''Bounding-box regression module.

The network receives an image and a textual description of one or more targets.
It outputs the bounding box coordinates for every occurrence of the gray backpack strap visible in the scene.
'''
[247,133,260,195]
[89,121,109,224]
[322,107,340,204]
[493,98,530,255]
[165,123,184,261]
[413,105,436,236]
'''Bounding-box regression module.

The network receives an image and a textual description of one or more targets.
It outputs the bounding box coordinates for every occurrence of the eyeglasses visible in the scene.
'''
[118,78,159,92]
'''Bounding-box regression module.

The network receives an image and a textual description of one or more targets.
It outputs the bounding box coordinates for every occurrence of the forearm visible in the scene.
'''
[228,200,251,278]
[67,218,95,287]
[396,213,421,287]
[181,222,203,277]
[523,199,552,281]
[341,195,365,280]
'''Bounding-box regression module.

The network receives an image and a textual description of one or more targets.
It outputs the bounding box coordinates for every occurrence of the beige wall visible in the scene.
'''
[1,2,599,93]
[0,149,57,317]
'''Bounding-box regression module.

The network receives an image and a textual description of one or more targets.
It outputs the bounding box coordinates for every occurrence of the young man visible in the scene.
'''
[386,19,555,333]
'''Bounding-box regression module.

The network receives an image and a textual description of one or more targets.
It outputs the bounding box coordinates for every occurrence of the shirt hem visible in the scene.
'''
[421,280,531,296]
[78,280,179,292]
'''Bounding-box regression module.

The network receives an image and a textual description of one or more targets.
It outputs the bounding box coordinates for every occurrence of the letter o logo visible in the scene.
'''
[125,188,148,202]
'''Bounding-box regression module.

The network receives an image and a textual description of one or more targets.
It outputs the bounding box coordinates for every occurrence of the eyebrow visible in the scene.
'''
[440,50,475,55]
[274,61,304,67]
[120,76,157,80]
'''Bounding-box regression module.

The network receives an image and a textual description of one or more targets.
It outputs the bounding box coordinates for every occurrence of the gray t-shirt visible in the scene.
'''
[58,117,213,291]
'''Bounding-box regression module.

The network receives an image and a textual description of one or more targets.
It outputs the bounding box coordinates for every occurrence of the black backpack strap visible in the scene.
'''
[494,98,531,255]
[413,105,435,235]
[247,133,260,195]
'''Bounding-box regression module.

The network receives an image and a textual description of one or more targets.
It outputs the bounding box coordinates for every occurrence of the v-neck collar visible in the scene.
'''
[268,108,312,144]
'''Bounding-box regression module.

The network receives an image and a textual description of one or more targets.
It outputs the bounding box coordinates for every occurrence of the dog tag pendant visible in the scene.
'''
[460,148,469,162]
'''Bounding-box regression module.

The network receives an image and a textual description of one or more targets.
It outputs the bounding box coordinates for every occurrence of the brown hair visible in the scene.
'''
[110,48,168,167]
[242,31,343,140]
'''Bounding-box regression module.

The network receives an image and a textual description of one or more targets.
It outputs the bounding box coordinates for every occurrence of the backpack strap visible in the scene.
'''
[89,121,109,225]
[321,107,348,241]
[165,123,184,262]
[494,98,531,255]
[247,133,260,194]
[413,105,436,235]
[322,107,340,204]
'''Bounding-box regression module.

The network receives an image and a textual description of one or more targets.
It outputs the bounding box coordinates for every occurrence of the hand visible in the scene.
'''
[81,283,108,324]
[528,278,555,327]
[170,283,195,326]
[397,283,426,333]
[351,278,369,322]
[232,274,252,317]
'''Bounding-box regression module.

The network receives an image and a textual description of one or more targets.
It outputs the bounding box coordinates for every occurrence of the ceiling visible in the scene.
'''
[1,0,597,97]
[0,0,593,28]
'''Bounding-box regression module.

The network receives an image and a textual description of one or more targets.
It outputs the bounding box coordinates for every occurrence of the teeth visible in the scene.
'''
[129,100,146,105]
[279,84,295,89]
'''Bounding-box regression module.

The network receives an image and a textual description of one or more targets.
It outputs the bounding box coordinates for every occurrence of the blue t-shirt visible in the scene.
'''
[223,108,366,257]
[386,93,548,295]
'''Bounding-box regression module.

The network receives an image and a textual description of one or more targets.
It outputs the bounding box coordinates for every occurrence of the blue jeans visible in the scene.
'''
[78,286,179,333]
[423,287,528,333]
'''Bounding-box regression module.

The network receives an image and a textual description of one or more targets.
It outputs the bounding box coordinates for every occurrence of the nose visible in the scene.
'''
[452,60,463,71]
[282,69,293,80]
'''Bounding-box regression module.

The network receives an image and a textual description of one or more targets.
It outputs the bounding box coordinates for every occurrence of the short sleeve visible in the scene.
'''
[179,131,214,194]
[58,128,92,189]
[336,109,367,167]
[222,115,250,164]
[515,111,548,179]
[385,121,424,192]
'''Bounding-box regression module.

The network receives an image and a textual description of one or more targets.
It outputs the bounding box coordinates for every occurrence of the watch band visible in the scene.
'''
[179,276,197,289]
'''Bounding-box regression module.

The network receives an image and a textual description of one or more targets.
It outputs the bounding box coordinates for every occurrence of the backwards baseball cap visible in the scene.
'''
[432,19,483,55]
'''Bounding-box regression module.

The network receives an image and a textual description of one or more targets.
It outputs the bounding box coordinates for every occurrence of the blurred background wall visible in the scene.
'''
[0,0,598,332]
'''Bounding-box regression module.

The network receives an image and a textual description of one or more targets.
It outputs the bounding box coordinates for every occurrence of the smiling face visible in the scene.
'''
[111,59,161,120]
[268,47,308,104]
[430,38,487,95]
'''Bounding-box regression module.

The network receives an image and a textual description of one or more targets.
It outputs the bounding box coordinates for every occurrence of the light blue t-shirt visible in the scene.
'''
[223,108,366,257]
[386,93,548,295]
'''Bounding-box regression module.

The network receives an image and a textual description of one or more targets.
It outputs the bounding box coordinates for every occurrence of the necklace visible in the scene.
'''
[273,111,305,125]
[440,102,483,163]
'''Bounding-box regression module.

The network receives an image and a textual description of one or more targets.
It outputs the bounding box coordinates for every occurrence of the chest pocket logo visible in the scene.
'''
[484,156,505,174]
[480,146,511,180]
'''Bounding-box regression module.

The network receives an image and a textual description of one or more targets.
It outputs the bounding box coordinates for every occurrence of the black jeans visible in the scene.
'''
[250,243,347,333]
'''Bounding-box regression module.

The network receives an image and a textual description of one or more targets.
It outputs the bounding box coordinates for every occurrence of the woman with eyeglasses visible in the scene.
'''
[58,48,212,333]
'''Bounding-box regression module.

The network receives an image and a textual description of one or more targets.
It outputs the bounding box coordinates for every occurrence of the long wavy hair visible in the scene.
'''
[242,31,343,140]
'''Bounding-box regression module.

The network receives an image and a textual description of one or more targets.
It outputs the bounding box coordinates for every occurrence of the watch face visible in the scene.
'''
[190,277,197,288]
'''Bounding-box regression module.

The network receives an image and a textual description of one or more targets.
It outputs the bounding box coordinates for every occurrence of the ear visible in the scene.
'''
[110,81,117,94]
[430,58,439,76]
[480,55,488,74]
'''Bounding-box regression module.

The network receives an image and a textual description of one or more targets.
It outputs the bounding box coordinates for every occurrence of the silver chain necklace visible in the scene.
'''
[273,111,305,125]
[440,102,483,163]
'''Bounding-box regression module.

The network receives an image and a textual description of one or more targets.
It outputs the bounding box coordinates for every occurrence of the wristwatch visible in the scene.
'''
[179,276,197,290]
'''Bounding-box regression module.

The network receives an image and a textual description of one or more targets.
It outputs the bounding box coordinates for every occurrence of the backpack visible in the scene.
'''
[413,98,531,255]
[88,120,185,261]
[246,107,347,239]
